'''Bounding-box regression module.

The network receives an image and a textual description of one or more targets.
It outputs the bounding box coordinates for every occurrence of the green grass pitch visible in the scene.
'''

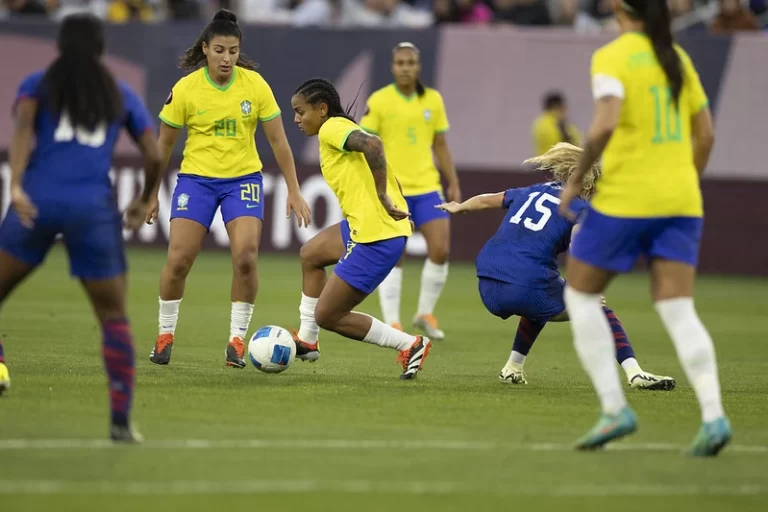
[1,247,767,511]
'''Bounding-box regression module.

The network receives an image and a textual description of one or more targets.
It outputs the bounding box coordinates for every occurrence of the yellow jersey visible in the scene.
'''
[359,84,449,196]
[159,66,281,179]
[318,116,412,244]
[531,111,582,156]
[590,32,709,218]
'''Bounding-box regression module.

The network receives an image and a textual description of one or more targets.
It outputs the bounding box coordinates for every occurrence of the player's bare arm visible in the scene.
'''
[433,132,461,202]
[8,98,39,228]
[436,192,505,214]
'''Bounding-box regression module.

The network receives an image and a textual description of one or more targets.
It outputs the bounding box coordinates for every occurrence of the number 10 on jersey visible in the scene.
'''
[650,85,681,144]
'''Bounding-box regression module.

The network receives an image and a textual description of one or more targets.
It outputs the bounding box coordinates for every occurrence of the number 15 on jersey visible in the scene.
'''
[509,191,560,232]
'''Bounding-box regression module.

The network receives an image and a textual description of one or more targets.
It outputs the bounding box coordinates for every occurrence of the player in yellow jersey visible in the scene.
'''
[290,78,432,380]
[145,10,311,369]
[360,43,460,341]
[559,0,730,456]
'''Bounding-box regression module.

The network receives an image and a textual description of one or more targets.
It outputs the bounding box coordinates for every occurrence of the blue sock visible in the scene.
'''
[603,306,636,364]
[512,317,547,357]
[102,318,135,427]
[0,336,5,364]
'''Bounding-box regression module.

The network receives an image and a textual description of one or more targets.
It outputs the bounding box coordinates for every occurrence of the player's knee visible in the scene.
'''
[165,253,195,280]
[314,303,339,331]
[428,245,449,265]
[299,242,319,267]
[232,245,258,277]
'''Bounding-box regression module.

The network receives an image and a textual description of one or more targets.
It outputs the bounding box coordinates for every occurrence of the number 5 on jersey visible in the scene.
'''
[509,191,560,232]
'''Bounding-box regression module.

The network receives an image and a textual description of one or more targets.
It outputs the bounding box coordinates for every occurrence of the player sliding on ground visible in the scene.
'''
[437,143,675,390]
[290,78,431,380]
[560,0,729,456]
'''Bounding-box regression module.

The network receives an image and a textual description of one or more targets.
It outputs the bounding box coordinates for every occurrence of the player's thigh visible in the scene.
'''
[300,222,346,268]
[0,250,37,305]
[332,234,406,307]
[650,259,696,301]
[167,218,207,271]
[315,273,369,328]
[419,217,450,264]
[80,275,128,323]
[225,216,263,274]
[647,217,702,301]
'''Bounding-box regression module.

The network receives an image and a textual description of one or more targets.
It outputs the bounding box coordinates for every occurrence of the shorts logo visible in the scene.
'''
[177,193,189,211]
[423,109,432,121]
[240,100,252,116]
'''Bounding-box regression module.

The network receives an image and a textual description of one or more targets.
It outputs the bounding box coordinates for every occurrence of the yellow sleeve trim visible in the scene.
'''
[259,110,281,122]
[435,128,449,134]
[159,114,182,129]
[695,100,709,113]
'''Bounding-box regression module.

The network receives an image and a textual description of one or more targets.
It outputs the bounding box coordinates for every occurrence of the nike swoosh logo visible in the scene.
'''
[197,110,208,115]
[246,204,258,209]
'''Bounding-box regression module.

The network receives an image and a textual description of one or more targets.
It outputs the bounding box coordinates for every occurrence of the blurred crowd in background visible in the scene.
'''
[1,0,766,33]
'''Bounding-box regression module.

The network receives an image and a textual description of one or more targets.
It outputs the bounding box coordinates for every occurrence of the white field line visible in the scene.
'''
[0,480,766,496]
[0,438,766,453]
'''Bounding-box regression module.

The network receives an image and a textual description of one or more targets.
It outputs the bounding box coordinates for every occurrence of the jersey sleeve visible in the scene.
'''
[502,188,518,209]
[121,84,155,140]
[13,72,43,114]
[158,81,187,129]
[359,95,381,134]
[319,117,357,152]
[682,52,709,115]
[433,92,450,134]
[256,75,281,122]
[591,47,625,100]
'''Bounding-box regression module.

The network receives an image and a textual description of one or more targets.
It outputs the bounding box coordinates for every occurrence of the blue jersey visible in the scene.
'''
[14,70,154,201]
[475,182,589,288]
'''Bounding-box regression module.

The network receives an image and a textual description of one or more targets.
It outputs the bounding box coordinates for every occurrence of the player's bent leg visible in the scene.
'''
[223,216,263,369]
[81,275,142,444]
[152,218,207,365]
[293,222,345,362]
[651,258,729,456]
[413,217,450,340]
[377,251,405,329]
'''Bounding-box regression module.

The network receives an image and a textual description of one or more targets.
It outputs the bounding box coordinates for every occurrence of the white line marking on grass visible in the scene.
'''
[0,438,767,453]
[0,480,766,496]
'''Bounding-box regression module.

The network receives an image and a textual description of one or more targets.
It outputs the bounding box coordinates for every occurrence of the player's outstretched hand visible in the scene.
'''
[559,181,581,221]
[144,196,159,225]
[286,190,312,228]
[435,201,464,214]
[10,186,37,229]
[124,197,150,231]
[379,194,410,222]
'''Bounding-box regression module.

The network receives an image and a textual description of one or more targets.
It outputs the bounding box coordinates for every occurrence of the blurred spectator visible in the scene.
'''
[366,0,433,26]
[493,0,552,25]
[4,0,48,15]
[574,0,616,32]
[531,91,581,157]
[711,0,760,32]
[433,0,493,24]
[107,0,152,22]
[167,0,201,20]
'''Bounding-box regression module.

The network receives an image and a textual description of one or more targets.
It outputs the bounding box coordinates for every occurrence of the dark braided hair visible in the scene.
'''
[393,42,425,97]
[42,13,123,132]
[294,78,358,122]
[622,0,683,108]
[179,9,257,72]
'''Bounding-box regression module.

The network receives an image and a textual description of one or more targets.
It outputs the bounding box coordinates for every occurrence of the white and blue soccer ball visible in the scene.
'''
[248,325,296,374]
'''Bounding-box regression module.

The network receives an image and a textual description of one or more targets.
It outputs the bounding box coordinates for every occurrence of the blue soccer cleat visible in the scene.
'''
[687,417,732,457]
[575,406,638,451]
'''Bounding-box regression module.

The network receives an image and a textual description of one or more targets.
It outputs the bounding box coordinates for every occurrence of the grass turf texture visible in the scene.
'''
[1,247,767,511]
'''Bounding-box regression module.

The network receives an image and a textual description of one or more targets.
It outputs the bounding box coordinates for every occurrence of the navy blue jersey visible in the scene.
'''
[14,70,154,201]
[475,182,589,288]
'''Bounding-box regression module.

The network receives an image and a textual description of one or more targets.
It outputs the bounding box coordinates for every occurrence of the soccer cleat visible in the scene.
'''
[149,333,174,365]
[391,322,403,331]
[499,362,528,385]
[687,417,732,457]
[292,330,320,363]
[412,314,445,341]
[111,423,144,444]
[0,362,10,396]
[575,407,638,451]
[629,371,676,391]
[397,336,432,380]
[225,336,247,369]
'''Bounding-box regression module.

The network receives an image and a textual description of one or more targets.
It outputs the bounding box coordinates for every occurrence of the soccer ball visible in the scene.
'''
[248,325,296,374]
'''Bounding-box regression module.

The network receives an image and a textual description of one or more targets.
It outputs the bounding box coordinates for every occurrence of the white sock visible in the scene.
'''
[159,298,182,335]
[377,267,403,325]
[620,357,642,378]
[417,260,449,317]
[564,286,628,415]
[363,315,416,351]
[509,350,526,366]
[655,297,725,423]
[230,301,254,340]
[298,293,320,343]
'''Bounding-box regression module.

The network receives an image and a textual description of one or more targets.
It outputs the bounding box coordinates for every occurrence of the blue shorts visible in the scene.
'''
[0,201,126,280]
[478,277,566,322]
[171,172,264,229]
[570,208,703,273]
[334,220,406,294]
[405,191,449,230]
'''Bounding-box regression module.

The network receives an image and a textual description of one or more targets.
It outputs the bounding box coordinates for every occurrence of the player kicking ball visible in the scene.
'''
[437,143,675,390]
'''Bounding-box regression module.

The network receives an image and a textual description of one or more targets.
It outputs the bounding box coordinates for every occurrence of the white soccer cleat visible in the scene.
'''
[412,314,445,341]
[628,371,676,391]
[499,362,527,385]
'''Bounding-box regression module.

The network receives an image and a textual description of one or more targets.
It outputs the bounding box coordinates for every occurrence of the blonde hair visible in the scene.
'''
[523,143,601,200]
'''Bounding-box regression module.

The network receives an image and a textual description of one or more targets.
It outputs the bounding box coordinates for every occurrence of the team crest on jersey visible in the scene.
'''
[423,109,432,121]
[177,193,189,211]
[240,100,252,116]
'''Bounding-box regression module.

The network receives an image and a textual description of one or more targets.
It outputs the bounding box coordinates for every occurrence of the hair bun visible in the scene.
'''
[213,9,237,23]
